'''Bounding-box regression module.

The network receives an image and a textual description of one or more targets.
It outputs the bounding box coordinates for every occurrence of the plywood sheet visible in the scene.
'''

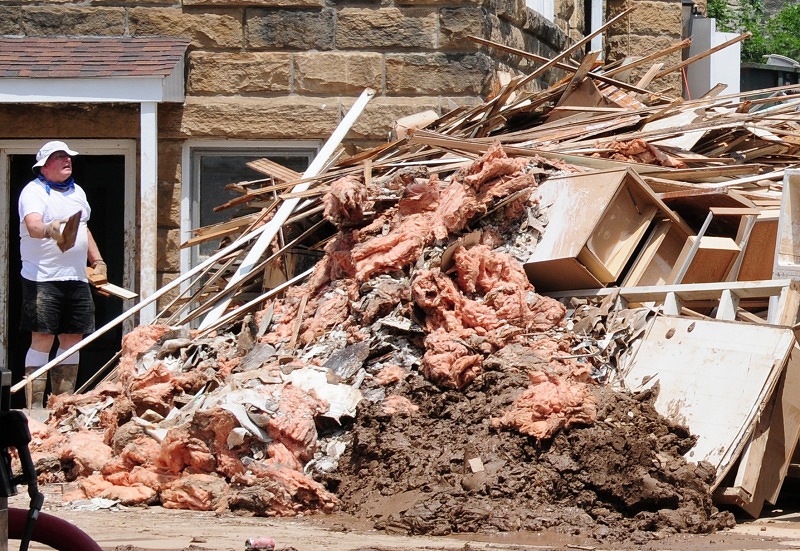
[624,316,795,488]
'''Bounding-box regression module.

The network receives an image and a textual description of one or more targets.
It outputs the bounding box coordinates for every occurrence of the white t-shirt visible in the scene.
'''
[18,178,91,282]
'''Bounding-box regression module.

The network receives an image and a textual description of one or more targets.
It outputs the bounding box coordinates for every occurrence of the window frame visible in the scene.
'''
[180,140,321,274]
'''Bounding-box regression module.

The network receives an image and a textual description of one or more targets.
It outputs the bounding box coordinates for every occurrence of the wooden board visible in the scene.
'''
[716,341,800,517]
[667,235,740,284]
[623,315,796,488]
[623,219,687,287]
[774,170,800,278]
[737,210,778,282]
[523,257,604,293]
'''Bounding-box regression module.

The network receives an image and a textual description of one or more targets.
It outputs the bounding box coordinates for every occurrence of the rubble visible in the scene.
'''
[15,24,800,546]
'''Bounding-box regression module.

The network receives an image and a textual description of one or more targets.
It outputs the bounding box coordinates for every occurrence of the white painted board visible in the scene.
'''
[623,315,794,487]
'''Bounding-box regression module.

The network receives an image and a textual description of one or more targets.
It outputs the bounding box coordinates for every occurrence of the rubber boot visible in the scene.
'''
[24,366,47,410]
[50,363,79,395]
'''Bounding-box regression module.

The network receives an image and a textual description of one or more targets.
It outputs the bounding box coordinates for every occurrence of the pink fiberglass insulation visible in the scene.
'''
[491,368,598,440]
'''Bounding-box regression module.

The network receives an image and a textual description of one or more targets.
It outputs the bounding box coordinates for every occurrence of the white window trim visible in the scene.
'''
[0,139,137,366]
[180,139,321,280]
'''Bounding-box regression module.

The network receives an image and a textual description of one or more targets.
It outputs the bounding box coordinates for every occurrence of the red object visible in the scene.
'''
[8,507,103,551]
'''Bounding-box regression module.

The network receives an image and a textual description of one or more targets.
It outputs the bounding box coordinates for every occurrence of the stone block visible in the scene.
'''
[0,7,21,34]
[396,0,482,6]
[155,271,181,314]
[159,96,341,140]
[158,139,184,185]
[129,7,243,48]
[185,0,322,6]
[156,227,181,271]
[21,7,125,35]
[158,180,181,228]
[0,104,139,138]
[294,52,383,95]
[344,96,441,140]
[89,0,178,5]
[336,7,437,50]
[605,34,682,65]
[608,0,681,37]
[189,52,292,95]
[439,7,489,50]
[492,0,528,27]
[386,52,493,96]
[246,8,335,50]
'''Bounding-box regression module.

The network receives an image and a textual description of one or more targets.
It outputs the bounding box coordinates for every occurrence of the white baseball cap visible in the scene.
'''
[32,140,79,170]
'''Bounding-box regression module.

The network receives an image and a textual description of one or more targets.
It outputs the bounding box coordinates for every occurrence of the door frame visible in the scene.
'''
[0,139,137,370]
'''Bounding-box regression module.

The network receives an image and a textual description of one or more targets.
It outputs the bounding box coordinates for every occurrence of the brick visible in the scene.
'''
[189,51,292,94]
[129,7,243,48]
[386,52,493,96]
[246,8,335,50]
[336,7,437,50]
[21,7,125,35]
[294,52,383,95]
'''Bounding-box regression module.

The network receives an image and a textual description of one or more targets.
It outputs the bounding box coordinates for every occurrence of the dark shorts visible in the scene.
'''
[20,278,95,335]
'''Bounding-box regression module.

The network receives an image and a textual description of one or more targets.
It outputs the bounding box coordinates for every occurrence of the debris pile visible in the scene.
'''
[18,26,800,545]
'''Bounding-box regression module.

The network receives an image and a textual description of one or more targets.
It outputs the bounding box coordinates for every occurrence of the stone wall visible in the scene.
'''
[0,0,572,306]
[605,0,685,95]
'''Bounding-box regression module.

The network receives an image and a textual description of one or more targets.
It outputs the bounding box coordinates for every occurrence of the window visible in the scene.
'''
[186,143,319,266]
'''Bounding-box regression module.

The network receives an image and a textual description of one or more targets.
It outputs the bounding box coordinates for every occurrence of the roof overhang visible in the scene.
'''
[0,37,189,104]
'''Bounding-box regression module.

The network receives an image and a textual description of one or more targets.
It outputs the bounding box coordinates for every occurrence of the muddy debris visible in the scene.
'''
[323,380,734,544]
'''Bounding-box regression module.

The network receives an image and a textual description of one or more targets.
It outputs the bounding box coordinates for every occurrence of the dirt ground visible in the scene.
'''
[9,486,800,551]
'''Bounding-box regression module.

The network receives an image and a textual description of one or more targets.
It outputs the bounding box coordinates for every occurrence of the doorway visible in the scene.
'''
[2,141,134,408]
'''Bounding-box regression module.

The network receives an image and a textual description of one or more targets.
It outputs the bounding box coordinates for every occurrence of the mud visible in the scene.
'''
[321,356,735,546]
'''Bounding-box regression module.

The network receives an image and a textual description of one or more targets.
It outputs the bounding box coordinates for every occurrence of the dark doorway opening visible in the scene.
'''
[8,153,126,408]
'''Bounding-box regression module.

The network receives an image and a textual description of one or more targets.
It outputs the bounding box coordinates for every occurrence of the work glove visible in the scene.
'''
[44,219,65,248]
[92,260,107,278]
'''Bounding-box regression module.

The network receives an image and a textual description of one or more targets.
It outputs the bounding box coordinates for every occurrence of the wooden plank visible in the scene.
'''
[717,341,800,517]
[655,32,752,80]
[546,278,793,303]
[773,169,800,279]
[623,316,795,489]
[667,236,741,284]
[623,219,686,287]
[524,257,604,293]
[738,210,779,282]
[245,158,303,182]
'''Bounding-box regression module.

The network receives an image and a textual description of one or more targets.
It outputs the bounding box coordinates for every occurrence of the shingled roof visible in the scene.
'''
[0,37,190,79]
